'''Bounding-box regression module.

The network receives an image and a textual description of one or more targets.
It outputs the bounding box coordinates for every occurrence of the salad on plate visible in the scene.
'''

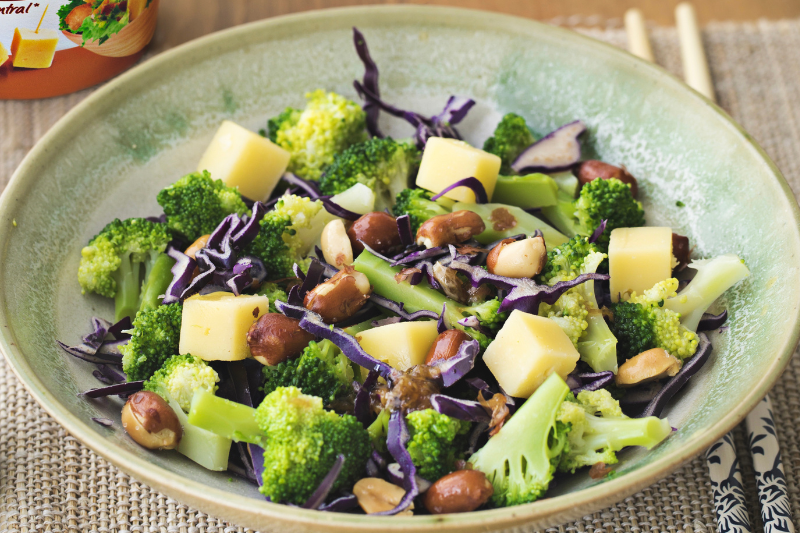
[60,28,749,516]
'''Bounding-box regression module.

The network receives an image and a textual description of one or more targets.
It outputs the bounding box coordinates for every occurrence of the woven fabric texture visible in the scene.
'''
[1,18,800,533]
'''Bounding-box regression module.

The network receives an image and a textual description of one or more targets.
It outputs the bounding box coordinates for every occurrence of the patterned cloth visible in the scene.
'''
[1,17,800,532]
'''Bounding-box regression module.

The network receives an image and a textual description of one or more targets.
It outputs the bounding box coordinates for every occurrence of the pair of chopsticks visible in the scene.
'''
[624,4,795,533]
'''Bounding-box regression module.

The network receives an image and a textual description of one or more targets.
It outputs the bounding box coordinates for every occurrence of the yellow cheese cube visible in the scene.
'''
[356,321,439,372]
[11,28,59,69]
[609,227,673,302]
[0,42,9,66]
[483,310,579,398]
[179,292,269,361]
[416,137,501,202]
[197,121,290,202]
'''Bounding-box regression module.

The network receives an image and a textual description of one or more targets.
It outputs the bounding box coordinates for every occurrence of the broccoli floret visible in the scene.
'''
[471,373,571,507]
[255,387,371,504]
[573,178,644,250]
[406,409,471,481]
[144,354,219,412]
[78,218,172,321]
[611,279,698,361]
[462,297,508,333]
[482,113,536,174]
[120,303,183,382]
[256,282,289,313]
[367,408,391,451]
[538,234,602,285]
[557,389,672,473]
[261,340,354,404]
[319,137,420,212]
[156,170,249,242]
[663,254,750,332]
[243,194,324,279]
[392,188,451,234]
[269,90,367,181]
[541,291,589,346]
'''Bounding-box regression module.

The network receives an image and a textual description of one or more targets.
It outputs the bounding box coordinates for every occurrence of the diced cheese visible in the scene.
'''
[609,227,673,302]
[356,321,439,372]
[11,28,59,69]
[197,120,290,202]
[416,137,501,203]
[0,42,9,66]
[179,292,269,361]
[483,310,579,398]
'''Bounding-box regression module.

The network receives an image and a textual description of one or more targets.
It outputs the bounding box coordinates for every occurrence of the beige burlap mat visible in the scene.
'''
[2,17,800,532]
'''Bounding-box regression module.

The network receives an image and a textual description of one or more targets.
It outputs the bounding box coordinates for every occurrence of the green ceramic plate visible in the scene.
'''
[1,6,798,532]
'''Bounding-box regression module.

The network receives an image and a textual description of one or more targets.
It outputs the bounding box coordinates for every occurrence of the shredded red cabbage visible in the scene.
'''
[430,177,488,204]
[231,201,268,247]
[698,310,728,331]
[430,394,491,423]
[372,411,418,515]
[511,120,586,173]
[367,293,440,321]
[302,454,346,509]
[80,380,144,398]
[437,303,450,333]
[281,173,322,199]
[57,340,123,365]
[354,368,381,427]
[162,246,196,304]
[82,317,112,351]
[568,370,615,393]
[588,219,608,244]
[391,246,448,267]
[318,493,360,513]
[385,463,432,493]
[432,337,479,387]
[321,197,361,221]
[396,215,413,246]
[107,316,132,340]
[352,27,383,138]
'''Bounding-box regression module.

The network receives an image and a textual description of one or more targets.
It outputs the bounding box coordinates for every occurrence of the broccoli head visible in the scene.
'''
[120,303,183,382]
[538,234,603,285]
[261,340,354,404]
[78,217,172,321]
[319,137,420,211]
[392,188,452,234]
[243,194,323,279]
[574,178,644,250]
[610,279,698,361]
[406,409,471,481]
[256,282,289,313]
[557,389,672,473]
[269,90,368,181]
[156,170,249,242]
[144,354,220,412]
[471,373,571,507]
[255,387,371,504]
[483,113,536,174]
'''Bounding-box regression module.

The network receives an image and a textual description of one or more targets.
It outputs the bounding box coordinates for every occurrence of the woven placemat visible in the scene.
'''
[1,17,799,533]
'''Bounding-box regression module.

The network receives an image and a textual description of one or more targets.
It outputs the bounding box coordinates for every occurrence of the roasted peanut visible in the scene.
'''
[347,211,402,255]
[425,329,473,365]
[423,470,494,514]
[321,219,354,269]
[184,234,211,259]
[353,477,414,515]
[416,210,485,248]
[121,391,182,450]
[247,313,315,365]
[672,233,691,271]
[304,266,372,323]
[616,348,682,387]
[486,236,546,278]
[575,160,638,197]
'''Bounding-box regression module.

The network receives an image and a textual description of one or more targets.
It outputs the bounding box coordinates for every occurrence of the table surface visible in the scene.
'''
[155,0,800,52]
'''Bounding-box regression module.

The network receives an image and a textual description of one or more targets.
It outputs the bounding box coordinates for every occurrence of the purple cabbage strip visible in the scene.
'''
[354,368,381,428]
[569,371,615,393]
[698,310,728,332]
[371,316,402,327]
[82,317,112,351]
[367,293,440,321]
[641,333,712,418]
[80,381,144,398]
[96,364,126,383]
[237,256,267,283]
[91,417,114,427]
[108,316,132,340]
[225,270,253,296]
[437,303,450,333]
[430,394,491,423]
[619,382,664,417]
[588,219,608,244]
[318,493,360,513]
[385,463,432,494]
[281,173,322,199]
[321,197,361,221]
[466,421,489,455]
[301,454,346,509]
[360,242,396,265]
[248,443,266,488]
[293,263,306,282]
[432,338,480,387]
[511,120,587,174]
[466,376,494,395]
[390,246,448,267]
[334,303,383,328]
[373,411,418,515]
[276,302,395,378]
[299,259,326,297]
[180,250,217,300]
[352,27,383,138]
[457,316,489,334]
[287,285,303,306]
[415,260,440,289]
[396,215,413,247]
[227,361,267,488]
[92,369,113,385]
[430,177,488,204]
[145,213,167,224]
[162,246,196,305]
[448,260,608,315]
[57,340,123,365]
[206,214,241,253]
[96,338,128,357]
[231,201,268,247]
[199,284,229,296]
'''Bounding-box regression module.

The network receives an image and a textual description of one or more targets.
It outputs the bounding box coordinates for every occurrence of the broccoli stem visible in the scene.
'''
[452,202,569,250]
[167,396,232,471]
[583,414,672,452]
[577,310,618,373]
[114,254,143,321]
[187,389,262,444]
[492,174,559,209]
[540,190,580,238]
[139,253,176,314]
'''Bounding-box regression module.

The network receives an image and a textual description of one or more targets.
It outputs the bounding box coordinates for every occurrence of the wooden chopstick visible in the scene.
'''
[624,8,654,62]
[675,2,715,101]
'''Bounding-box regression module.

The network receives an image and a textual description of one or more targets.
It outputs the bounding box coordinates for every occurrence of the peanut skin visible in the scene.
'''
[247,314,314,365]
[575,160,638,198]
[425,329,473,365]
[347,211,402,255]
[423,470,494,514]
